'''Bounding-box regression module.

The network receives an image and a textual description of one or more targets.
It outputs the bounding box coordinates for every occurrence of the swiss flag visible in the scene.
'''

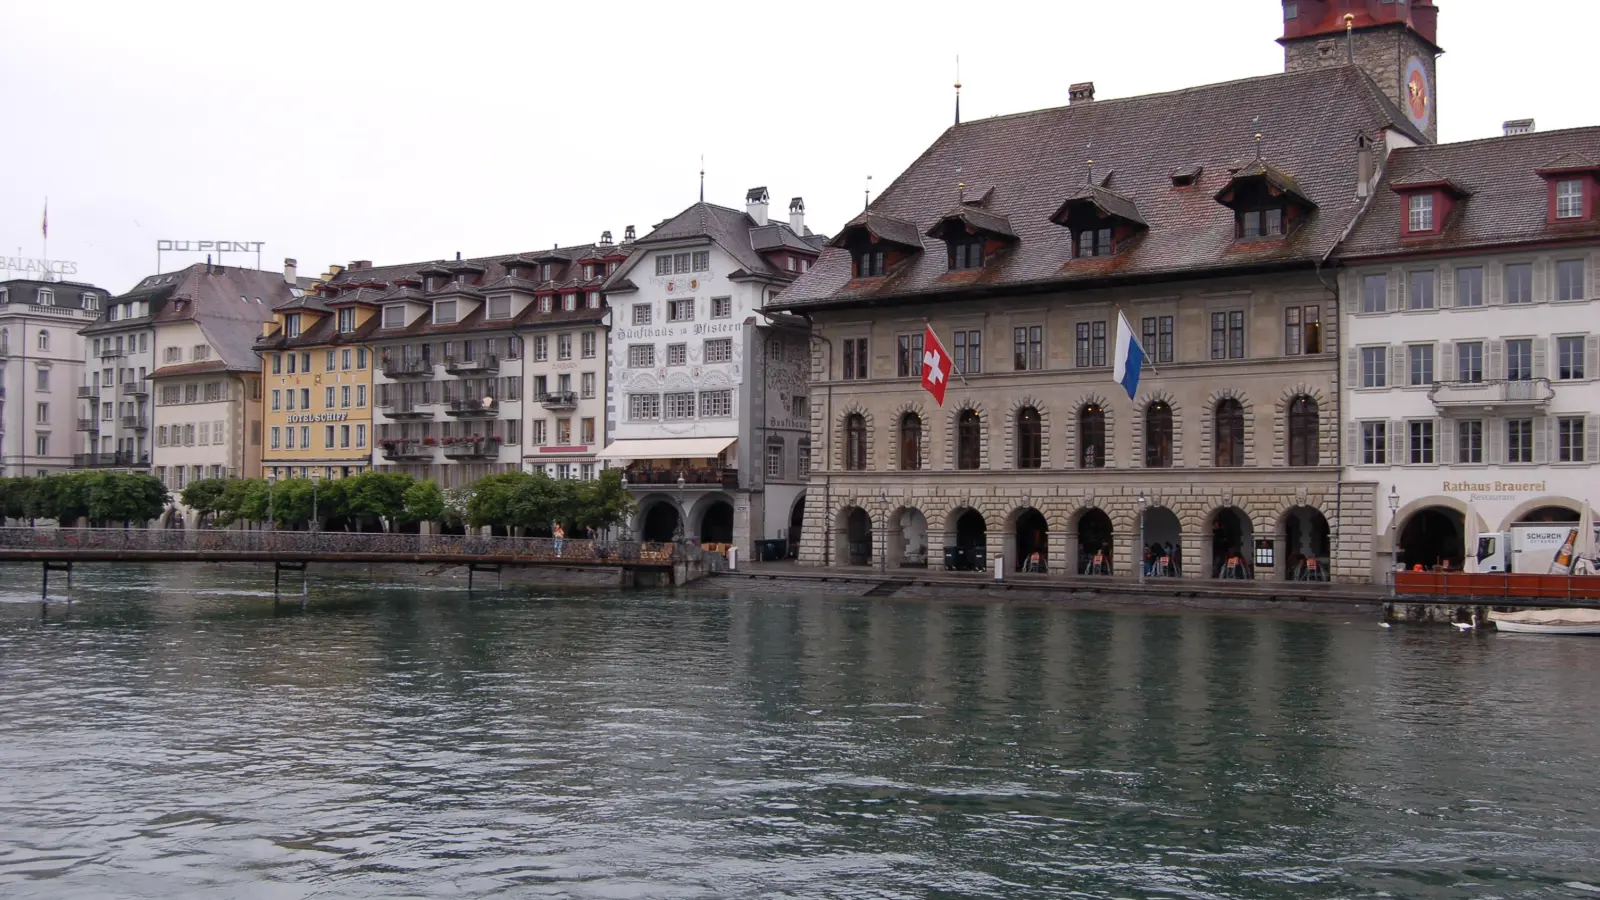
[920,325,954,406]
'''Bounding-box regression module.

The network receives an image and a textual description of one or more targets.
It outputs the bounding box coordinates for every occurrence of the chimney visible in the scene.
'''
[788,197,806,235]
[1503,118,1535,136]
[599,230,613,247]
[283,257,298,285]
[349,260,371,271]
[746,186,770,226]
[1356,134,1373,199]
[623,225,636,244]
[1069,81,1095,104]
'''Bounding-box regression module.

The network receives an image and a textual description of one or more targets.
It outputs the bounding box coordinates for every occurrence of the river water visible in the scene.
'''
[1,565,1598,899]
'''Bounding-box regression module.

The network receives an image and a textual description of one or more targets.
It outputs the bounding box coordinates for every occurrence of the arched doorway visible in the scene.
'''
[946,508,987,570]
[1280,506,1331,580]
[1139,506,1183,575]
[1013,508,1048,572]
[1398,506,1465,570]
[641,502,681,542]
[836,506,872,566]
[1077,508,1113,574]
[699,500,734,544]
[787,495,805,558]
[887,507,928,568]
[1208,507,1253,578]
[1520,505,1581,524]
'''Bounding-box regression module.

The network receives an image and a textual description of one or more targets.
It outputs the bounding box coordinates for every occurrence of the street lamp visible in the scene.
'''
[311,470,323,533]
[1388,484,1401,594]
[1137,490,1149,584]
[879,488,889,575]
[674,472,686,542]
[266,470,278,532]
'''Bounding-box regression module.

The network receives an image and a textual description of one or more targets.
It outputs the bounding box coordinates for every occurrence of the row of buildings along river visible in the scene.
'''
[1,0,1597,584]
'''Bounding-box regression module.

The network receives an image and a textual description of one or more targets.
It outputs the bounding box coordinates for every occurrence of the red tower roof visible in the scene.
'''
[1281,0,1439,50]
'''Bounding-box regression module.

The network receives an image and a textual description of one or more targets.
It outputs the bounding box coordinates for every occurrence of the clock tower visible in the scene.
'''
[1280,0,1442,143]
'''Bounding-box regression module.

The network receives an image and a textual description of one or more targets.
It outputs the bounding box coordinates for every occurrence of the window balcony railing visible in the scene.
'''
[77,385,99,399]
[445,398,501,418]
[379,440,435,461]
[623,466,739,489]
[441,436,504,460]
[121,415,149,431]
[74,451,148,468]
[121,381,149,396]
[383,400,437,420]
[444,354,498,375]
[1429,377,1554,412]
[77,418,99,433]
[539,390,578,410]
[98,348,126,360]
[381,357,435,379]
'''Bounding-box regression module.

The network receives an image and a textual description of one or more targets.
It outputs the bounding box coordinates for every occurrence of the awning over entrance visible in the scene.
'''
[594,437,736,461]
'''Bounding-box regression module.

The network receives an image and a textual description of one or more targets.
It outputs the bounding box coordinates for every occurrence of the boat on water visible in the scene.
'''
[1489,609,1600,635]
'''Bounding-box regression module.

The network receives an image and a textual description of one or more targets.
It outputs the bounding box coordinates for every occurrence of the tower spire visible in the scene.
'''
[864,175,873,211]
[1343,13,1355,64]
[953,55,962,126]
[699,155,705,203]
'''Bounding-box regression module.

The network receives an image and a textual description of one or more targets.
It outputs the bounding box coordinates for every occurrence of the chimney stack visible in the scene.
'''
[283,257,298,285]
[349,260,371,271]
[788,197,806,235]
[1069,81,1096,104]
[1356,135,1373,199]
[1503,118,1535,136]
[600,230,613,246]
[623,225,636,244]
[746,186,770,226]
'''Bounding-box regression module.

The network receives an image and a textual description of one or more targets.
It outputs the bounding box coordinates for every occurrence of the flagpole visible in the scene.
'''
[1114,305,1158,375]
[923,319,970,386]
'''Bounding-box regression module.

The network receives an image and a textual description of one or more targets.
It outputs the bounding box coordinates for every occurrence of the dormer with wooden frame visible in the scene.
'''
[828,211,923,280]
[532,249,574,284]
[1051,185,1147,259]
[1536,153,1600,225]
[416,262,452,293]
[1214,160,1317,241]
[927,205,1017,271]
[1389,167,1469,238]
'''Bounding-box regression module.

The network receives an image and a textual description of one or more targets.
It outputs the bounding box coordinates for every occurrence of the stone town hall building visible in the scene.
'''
[771,1,1447,581]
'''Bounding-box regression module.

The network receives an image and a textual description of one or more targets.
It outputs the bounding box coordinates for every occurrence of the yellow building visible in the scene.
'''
[253,260,379,480]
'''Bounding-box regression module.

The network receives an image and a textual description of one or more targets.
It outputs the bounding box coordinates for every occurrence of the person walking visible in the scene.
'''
[553,523,565,558]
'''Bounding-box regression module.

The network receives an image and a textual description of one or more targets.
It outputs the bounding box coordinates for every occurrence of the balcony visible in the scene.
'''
[383,400,437,420]
[539,390,578,411]
[382,357,435,379]
[121,415,149,431]
[98,347,126,360]
[74,451,148,468]
[1429,377,1553,413]
[121,381,149,396]
[77,385,100,400]
[77,418,99,433]
[445,354,499,376]
[380,440,435,461]
[445,398,500,418]
[442,436,505,460]
[623,466,740,490]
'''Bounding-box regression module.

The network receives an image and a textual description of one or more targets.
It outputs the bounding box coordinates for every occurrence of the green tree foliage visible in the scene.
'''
[86,472,169,525]
[568,468,634,535]
[343,471,413,529]
[402,480,446,525]
[179,478,230,526]
[0,473,167,526]
[215,478,269,526]
[0,477,40,522]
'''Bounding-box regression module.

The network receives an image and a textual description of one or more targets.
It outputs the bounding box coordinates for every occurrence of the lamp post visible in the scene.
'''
[1388,484,1401,595]
[879,489,889,575]
[1137,490,1148,584]
[266,470,278,533]
[674,472,686,542]
[311,470,322,533]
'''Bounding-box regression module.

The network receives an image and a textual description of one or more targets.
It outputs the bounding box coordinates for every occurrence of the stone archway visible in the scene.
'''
[1205,506,1254,578]
[835,506,873,566]
[698,500,735,545]
[1501,497,1585,531]
[1011,507,1048,572]
[944,507,988,571]
[1075,507,1114,574]
[887,506,929,568]
[1279,505,1331,580]
[787,493,806,558]
[1397,506,1465,570]
[1138,506,1184,575]
[640,501,682,542]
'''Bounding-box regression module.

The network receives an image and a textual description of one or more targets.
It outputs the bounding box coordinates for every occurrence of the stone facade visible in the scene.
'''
[1283,24,1439,142]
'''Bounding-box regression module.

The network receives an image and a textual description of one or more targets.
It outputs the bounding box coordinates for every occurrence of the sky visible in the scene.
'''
[4,0,1595,295]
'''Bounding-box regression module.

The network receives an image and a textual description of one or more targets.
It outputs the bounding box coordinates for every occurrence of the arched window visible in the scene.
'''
[1016,406,1042,469]
[1145,401,1173,468]
[37,329,49,352]
[956,409,981,470]
[899,412,922,470]
[1079,404,1105,468]
[1288,396,1319,467]
[844,413,867,470]
[1214,399,1244,467]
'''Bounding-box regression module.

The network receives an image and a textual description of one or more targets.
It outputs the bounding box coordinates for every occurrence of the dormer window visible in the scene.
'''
[539,296,553,313]
[541,263,553,280]
[564,293,577,311]
[285,313,302,338]
[1076,226,1114,258]
[1239,207,1285,238]
[949,239,985,270]
[1556,179,1584,219]
[1052,185,1145,259]
[1408,194,1435,231]
[856,250,885,277]
[1215,160,1316,243]
[337,308,356,332]
[382,305,405,329]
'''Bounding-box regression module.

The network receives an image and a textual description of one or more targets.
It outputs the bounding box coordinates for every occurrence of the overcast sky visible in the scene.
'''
[4,1,1594,294]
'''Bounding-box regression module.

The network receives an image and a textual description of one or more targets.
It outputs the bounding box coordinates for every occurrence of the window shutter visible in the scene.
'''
[1488,419,1504,464]
[1587,335,1599,381]
[1439,266,1454,308]
[1591,249,1600,298]
[1345,348,1359,384]
[1346,421,1360,463]
[1388,268,1402,311]
[1487,262,1503,305]
[1587,417,1599,464]
[1533,337,1548,379]
[1488,340,1504,380]
[1390,345,1405,387]
[1532,259,1547,303]
[1389,419,1405,463]
[1438,418,1454,464]
[1533,417,1550,464]
[1439,341,1456,382]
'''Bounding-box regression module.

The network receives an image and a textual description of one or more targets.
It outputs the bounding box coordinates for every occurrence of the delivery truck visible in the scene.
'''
[1475,523,1588,573]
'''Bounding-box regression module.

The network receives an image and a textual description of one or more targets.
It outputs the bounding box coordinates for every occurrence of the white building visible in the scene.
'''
[1337,126,1600,571]
[0,279,108,476]
[598,189,820,554]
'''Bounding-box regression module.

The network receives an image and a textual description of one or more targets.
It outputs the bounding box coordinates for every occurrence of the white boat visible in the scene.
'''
[1489,608,1600,635]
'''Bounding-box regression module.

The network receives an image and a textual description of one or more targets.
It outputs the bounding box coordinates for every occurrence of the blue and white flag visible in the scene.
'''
[1112,311,1144,400]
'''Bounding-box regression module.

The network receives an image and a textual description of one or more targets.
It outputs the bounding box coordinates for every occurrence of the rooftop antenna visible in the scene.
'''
[954,55,962,126]
[699,154,705,203]
[864,174,873,210]
[1343,13,1355,64]
[1253,116,1263,160]
[1085,141,1093,184]
[956,165,965,202]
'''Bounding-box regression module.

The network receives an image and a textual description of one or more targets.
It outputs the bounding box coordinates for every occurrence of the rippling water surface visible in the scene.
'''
[2,564,1599,898]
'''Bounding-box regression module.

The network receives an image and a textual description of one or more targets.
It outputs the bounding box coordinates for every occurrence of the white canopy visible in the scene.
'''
[594,437,736,461]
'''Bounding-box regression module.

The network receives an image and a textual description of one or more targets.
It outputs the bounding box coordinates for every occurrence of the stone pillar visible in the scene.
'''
[1181,530,1204,581]
[1049,527,1073,577]
[1112,526,1136,578]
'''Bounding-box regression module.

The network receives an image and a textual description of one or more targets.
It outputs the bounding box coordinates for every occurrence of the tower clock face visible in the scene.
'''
[1404,56,1432,131]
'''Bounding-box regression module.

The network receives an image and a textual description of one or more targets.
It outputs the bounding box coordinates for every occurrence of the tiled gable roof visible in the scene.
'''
[612,202,810,287]
[773,66,1423,310]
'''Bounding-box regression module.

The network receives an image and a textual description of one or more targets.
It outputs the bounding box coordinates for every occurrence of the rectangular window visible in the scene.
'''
[1362,273,1388,313]
[35,401,48,423]
[1559,416,1586,462]
[356,424,367,449]
[899,332,925,377]
[632,304,652,326]
[705,338,733,364]
[1457,420,1483,464]
[300,426,309,449]
[664,392,696,420]
[1408,193,1435,231]
[1012,325,1043,371]
[1075,323,1090,368]
[382,305,405,328]
[1360,346,1387,388]
[340,385,351,408]
[692,251,710,272]
[186,384,199,404]
[1284,307,1300,356]
[1558,335,1586,380]
[285,426,296,450]
[337,307,356,333]
[700,389,733,417]
[324,425,335,449]
[534,335,548,362]
[842,338,868,380]
[1091,321,1107,367]
[950,240,984,270]
[1457,342,1484,383]
[1211,311,1244,359]
[1505,338,1532,380]
[666,343,687,366]
[1556,259,1586,302]
[629,393,660,420]
[581,418,595,444]
[1507,418,1534,463]
[300,388,310,409]
[1504,263,1533,305]
[1140,315,1175,363]
[1556,179,1584,219]
[270,426,282,449]
[557,333,572,361]
[951,329,981,375]
[1361,421,1387,465]
[1409,420,1435,464]
[581,331,596,358]
[1408,270,1435,310]
[272,389,282,411]
[487,295,512,319]
[324,350,336,371]
[710,296,732,319]
[432,301,456,324]
[1455,266,1483,307]
[667,298,694,322]
[655,256,672,276]
[272,354,283,375]
[1408,344,1434,386]
[581,373,595,399]
[325,386,335,409]
[357,348,367,369]
[356,384,366,408]
[767,443,783,479]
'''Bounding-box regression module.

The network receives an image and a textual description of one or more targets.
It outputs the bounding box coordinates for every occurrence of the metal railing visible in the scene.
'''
[121,415,149,430]
[539,390,578,410]
[380,440,435,460]
[77,418,99,432]
[446,398,500,417]
[121,381,150,396]
[1430,377,1553,409]
[77,386,100,399]
[381,358,434,378]
[444,354,499,375]
[442,437,504,459]
[73,451,147,468]
[0,527,676,564]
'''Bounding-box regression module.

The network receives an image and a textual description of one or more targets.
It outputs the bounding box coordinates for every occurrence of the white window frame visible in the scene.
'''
[1407,193,1434,231]
[382,305,406,329]
[1556,179,1583,219]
